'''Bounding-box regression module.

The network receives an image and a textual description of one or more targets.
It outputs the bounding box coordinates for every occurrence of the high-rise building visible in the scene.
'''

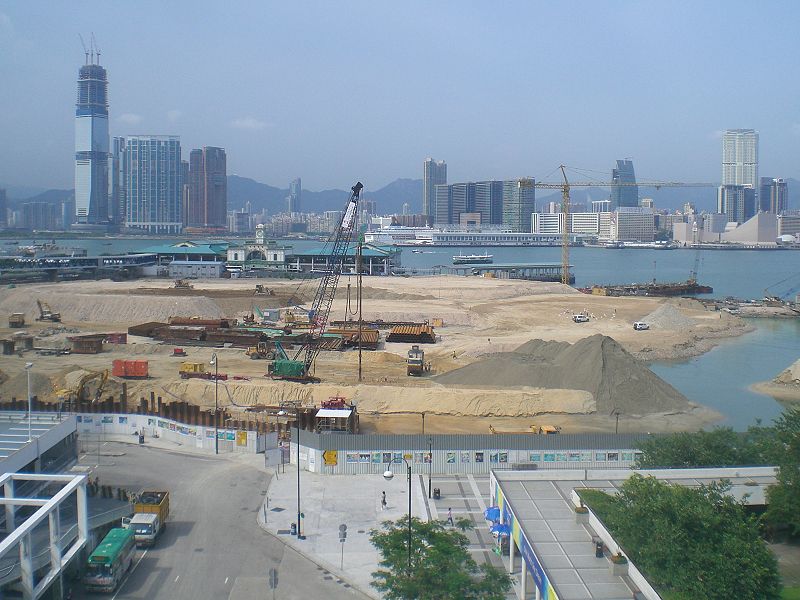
[722,129,759,204]
[288,178,302,214]
[0,188,6,228]
[474,181,504,225]
[423,158,447,222]
[109,137,125,227]
[123,136,182,233]
[610,160,638,209]
[434,184,451,226]
[74,56,110,224]
[22,202,61,231]
[759,177,788,214]
[187,147,227,229]
[502,179,536,232]
[717,185,756,224]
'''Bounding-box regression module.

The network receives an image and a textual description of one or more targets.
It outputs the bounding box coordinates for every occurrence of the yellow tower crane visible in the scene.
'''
[531,168,715,285]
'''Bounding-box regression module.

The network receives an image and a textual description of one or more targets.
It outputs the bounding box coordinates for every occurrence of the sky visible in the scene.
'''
[0,1,798,193]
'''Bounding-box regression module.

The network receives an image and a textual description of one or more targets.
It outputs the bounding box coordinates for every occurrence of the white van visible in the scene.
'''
[633,322,650,331]
[572,313,590,323]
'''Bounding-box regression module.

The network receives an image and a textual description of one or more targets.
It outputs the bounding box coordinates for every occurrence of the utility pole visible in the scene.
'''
[357,240,363,382]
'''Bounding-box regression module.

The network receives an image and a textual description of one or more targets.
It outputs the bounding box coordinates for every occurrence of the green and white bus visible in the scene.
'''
[84,527,136,592]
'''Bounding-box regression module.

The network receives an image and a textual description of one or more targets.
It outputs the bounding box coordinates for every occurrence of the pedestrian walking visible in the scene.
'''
[446,507,454,526]
[381,491,387,511]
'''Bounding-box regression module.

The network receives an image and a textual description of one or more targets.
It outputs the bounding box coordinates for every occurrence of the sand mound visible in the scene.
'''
[0,289,224,325]
[432,334,689,415]
[775,359,800,385]
[1,371,52,401]
[640,303,696,329]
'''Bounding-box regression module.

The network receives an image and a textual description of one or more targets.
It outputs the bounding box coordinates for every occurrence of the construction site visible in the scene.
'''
[0,182,760,436]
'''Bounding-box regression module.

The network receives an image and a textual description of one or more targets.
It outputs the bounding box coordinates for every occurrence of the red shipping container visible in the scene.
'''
[131,360,149,378]
[112,360,126,377]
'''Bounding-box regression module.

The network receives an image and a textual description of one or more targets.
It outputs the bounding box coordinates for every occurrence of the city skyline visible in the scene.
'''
[1,2,799,192]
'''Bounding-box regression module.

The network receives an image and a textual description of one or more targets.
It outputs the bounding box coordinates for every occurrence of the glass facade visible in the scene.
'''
[610,159,638,209]
[74,62,110,224]
[502,179,536,233]
[123,136,183,234]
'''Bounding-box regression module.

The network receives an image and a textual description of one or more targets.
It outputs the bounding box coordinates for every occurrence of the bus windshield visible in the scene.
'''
[86,563,112,578]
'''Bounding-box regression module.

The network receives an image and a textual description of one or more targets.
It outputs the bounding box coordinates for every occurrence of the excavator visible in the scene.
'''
[54,369,108,412]
[268,182,363,383]
[36,299,61,323]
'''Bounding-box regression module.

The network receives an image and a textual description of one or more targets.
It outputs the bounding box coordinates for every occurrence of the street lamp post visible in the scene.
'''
[384,459,412,572]
[427,437,433,499]
[279,402,302,539]
[210,353,219,455]
[24,362,33,442]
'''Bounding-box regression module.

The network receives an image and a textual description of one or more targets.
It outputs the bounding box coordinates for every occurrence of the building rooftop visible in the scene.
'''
[491,467,776,600]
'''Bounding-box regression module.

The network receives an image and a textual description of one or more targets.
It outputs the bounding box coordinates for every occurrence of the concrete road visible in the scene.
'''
[71,442,370,600]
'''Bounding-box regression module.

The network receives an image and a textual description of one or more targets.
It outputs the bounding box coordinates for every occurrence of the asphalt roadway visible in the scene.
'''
[70,442,369,600]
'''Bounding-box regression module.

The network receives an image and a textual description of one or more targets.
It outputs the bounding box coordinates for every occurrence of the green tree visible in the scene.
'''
[766,408,800,536]
[370,516,512,600]
[581,475,781,600]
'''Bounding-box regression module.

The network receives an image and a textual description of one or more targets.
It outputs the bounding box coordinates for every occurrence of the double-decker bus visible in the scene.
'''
[84,527,136,592]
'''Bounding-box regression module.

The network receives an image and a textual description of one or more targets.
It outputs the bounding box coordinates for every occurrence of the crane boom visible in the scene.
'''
[269,182,363,382]
[295,182,363,373]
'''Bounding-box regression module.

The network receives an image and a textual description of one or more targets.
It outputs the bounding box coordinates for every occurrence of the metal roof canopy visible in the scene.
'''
[491,467,777,600]
[0,472,89,600]
[316,409,353,418]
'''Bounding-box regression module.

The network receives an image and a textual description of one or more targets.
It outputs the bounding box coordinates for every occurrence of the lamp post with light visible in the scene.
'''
[278,401,302,539]
[210,353,219,454]
[24,362,33,442]
[383,458,412,572]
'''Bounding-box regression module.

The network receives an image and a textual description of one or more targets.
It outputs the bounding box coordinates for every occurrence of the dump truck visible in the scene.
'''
[122,490,169,547]
[406,345,430,376]
[8,313,25,328]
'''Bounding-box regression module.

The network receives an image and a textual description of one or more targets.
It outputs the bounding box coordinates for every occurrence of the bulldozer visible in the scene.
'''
[254,285,274,296]
[36,300,61,323]
[246,341,277,360]
[54,369,109,411]
[173,279,193,290]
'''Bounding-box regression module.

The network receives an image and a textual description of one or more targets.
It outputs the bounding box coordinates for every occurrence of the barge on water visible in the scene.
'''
[579,279,713,297]
[452,253,493,264]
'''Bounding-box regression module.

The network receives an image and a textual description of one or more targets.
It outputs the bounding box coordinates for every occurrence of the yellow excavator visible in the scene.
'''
[54,369,109,411]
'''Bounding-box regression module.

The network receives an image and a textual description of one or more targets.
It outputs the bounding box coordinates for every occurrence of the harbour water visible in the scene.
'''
[3,236,799,429]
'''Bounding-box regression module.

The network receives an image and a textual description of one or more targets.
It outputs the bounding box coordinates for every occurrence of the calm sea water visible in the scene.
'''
[4,235,800,428]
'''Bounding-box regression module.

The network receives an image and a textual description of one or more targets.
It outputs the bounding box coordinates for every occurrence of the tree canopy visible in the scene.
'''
[581,475,781,600]
[370,516,511,600]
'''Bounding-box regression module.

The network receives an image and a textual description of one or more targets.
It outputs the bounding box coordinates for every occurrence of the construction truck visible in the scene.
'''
[173,279,193,290]
[268,182,363,383]
[8,313,25,328]
[35,300,61,322]
[123,490,169,547]
[55,369,109,410]
[406,345,430,376]
[246,341,277,360]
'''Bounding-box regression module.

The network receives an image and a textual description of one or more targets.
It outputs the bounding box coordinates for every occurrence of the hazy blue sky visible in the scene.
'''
[0,1,798,192]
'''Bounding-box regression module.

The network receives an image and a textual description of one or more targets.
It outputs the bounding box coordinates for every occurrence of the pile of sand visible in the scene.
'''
[640,303,696,329]
[432,334,690,415]
[1,370,52,401]
[0,289,224,325]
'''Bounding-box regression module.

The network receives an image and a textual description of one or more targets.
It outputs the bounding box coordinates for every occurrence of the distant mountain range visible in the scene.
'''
[4,177,799,216]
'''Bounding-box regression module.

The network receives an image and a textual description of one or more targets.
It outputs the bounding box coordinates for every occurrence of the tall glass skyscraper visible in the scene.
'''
[610,160,638,209]
[123,136,183,233]
[722,129,759,205]
[423,158,447,222]
[288,177,302,213]
[187,147,227,229]
[74,58,110,224]
[502,179,536,233]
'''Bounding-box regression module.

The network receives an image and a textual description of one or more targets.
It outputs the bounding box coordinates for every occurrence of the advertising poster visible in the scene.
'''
[529,452,541,462]
[446,452,456,464]
[461,451,470,463]
[359,453,371,463]
[499,452,508,463]
[236,431,248,446]
[346,453,359,463]
[382,452,392,464]
[475,452,484,463]
[372,452,382,464]
[118,416,128,424]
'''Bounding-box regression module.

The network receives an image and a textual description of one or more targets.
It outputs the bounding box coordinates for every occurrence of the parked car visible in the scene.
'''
[572,313,590,323]
[633,322,650,330]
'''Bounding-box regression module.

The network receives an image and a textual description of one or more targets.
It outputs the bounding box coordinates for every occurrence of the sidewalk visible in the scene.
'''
[259,469,430,598]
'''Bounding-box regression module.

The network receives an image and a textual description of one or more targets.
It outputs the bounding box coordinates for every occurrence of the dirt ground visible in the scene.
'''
[0,276,746,433]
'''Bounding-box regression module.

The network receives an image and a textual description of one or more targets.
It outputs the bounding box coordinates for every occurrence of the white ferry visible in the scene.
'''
[452,253,493,264]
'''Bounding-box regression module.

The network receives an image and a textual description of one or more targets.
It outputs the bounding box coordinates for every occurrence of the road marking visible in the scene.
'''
[111,549,147,600]
[225,577,229,584]
[467,474,488,513]
[174,575,180,583]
